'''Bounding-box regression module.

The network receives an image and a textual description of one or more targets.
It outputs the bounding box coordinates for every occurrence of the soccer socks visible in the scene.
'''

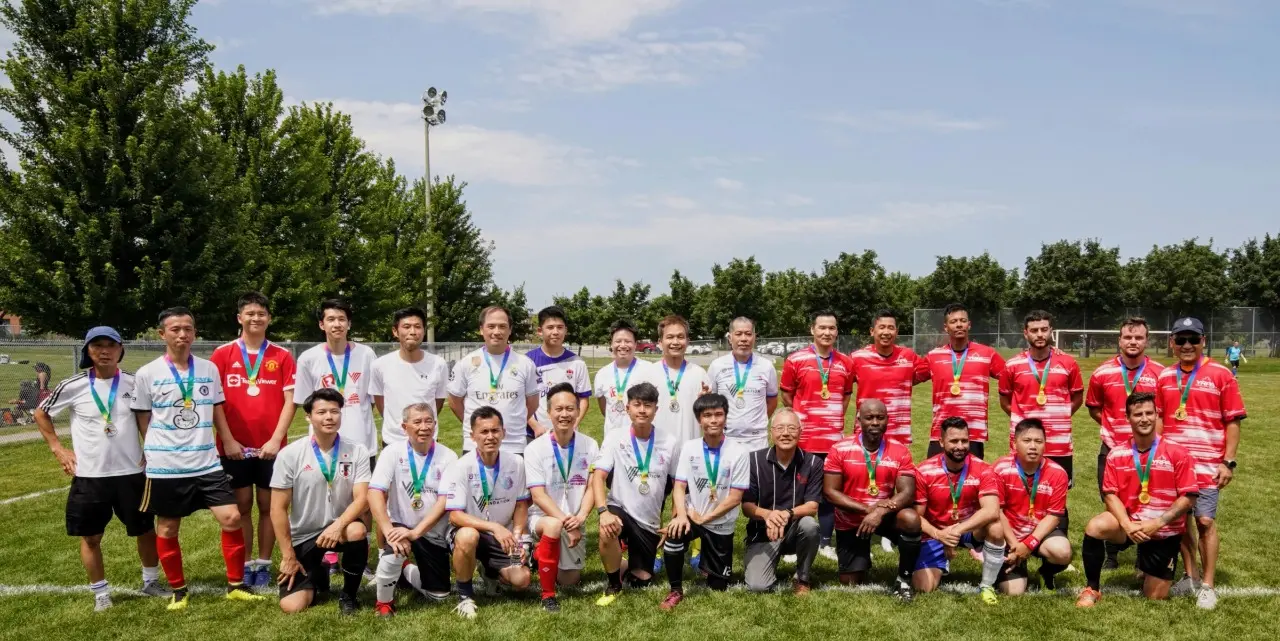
[606,570,623,592]
[536,536,561,600]
[980,541,1006,588]
[375,552,405,603]
[897,532,923,583]
[1082,535,1105,591]
[220,529,247,585]
[663,539,686,592]
[141,566,160,584]
[90,580,110,596]
[457,580,475,601]
[339,542,369,599]
[156,536,186,590]
[1040,562,1067,589]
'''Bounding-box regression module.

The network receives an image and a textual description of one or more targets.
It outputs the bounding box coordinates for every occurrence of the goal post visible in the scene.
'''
[1052,329,1172,358]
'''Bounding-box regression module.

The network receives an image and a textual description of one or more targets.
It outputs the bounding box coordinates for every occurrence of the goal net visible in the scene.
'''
[1051,329,1172,358]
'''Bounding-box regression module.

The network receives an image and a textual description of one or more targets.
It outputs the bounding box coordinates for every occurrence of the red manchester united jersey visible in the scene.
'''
[913,453,1000,533]
[781,347,854,454]
[824,436,915,530]
[992,454,1069,540]
[210,340,296,451]
[999,349,1083,457]
[1156,358,1246,488]
[1085,356,1164,449]
[924,342,1006,443]
[849,345,928,445]
[1101,438,1199,539]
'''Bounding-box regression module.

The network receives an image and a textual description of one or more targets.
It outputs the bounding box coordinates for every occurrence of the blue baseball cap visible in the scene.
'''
[80,326,125,368]
[1170,317,1205,336]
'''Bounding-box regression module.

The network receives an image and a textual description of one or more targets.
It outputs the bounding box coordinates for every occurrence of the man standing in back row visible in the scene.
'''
[594,320,661,434]
[370,307,449,447]
[526,306,592,435]
[294,299,379,458]
[653,315,711,444]
[447,306,540,454]
[849,309,928,446]
[923,303,1006,459]
[706,317,779,452]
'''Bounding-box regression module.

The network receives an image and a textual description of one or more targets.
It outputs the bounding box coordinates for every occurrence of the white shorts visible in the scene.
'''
[528,515,587,571]
[727,435,769,454]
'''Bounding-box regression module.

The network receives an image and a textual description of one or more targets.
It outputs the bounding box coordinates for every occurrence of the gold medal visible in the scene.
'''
[820,386,831,400]
[183,399,194,409]
[950,381,962,396]
[1138,491,1150,505]
[951,507,959,522]
[867,483,879,497]
[411,495,424,510]
[1035,390,1047,405]
[708,488,718,503]
[1173,406,1187,420]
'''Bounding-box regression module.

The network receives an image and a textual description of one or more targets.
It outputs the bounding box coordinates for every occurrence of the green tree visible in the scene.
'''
[1227,234,1280,310]
[489,283,531,341]
[604,280,652,335]
[1018,239,1124,327]
[805,251,885,333]
[1135,239,1230,316]
[917,253,1017,314]
[552,286,599,347]
[696,257,766,339]
[879,271,920,335]
[427,177,496,341]
[761,268,811,337]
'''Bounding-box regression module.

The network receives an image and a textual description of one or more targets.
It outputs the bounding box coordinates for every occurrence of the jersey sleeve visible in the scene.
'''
[764,365,779,397]
[978,468,1001,497]
[912,351,931,385]
[522,360,539,397]
[210,365,226,404]
[1069,360,1084,393]
[1100,454,1121,496]
[129,367,153,412]
[592,434,616,473]
[368,359,385,396]
[446,359,468,398]
[293,356,314,404]
[674,441,693,483]
[353,446,373,483]
[823,445,843,474]
[779,358,797,393]
[524,443,547,488]
[729,449,750,490]
[1219,372,1247,422]
[1085,369,1105,408]
[281,352,297,391]
[572,364,591,397]
[1048,472,1069,515]
[269,449,296,489]
[369,450,395,492]
[444,460,469,511]
[997,363,1014,396]
[1172,447,1199,498]
[209,347,228,383]
[989,351,1007,379]
[705,361,723,395]
[38,377,80,417]
[912,469,928,505]
[515,461,530,502]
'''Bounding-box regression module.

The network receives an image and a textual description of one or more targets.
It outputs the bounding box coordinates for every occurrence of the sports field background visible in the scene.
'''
[2,354,1277,640]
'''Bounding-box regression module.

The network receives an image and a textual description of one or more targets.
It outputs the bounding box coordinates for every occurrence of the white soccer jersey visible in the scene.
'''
[370,441,458,545]
[653,359,711,444]
[294,342,379,453]
[593,427,678,533]
[40,371,143,478]
[447,348,539,453]
[525,347,592,431]
[130,355,225,479]
[674,438,750,536]
[444,451,529,529]
[524,431,599,522]
[592,358,662,434]
[706,353,779,451]
[369,350,449,446]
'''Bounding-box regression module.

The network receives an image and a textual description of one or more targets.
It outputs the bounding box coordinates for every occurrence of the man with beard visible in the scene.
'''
[706,317,779,452]
[922,303,1006,459]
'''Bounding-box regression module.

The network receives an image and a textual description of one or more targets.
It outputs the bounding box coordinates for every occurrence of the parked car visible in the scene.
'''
[636,341,659,353]
[688,344,713,355]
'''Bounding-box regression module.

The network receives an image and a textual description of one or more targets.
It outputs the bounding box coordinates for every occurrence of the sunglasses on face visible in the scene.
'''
[1174,335,1202,346]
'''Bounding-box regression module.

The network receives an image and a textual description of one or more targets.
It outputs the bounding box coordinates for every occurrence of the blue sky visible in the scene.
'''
[13,1,1280,306]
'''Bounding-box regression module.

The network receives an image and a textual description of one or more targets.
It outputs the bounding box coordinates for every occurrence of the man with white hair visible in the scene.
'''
[706,317,778,452]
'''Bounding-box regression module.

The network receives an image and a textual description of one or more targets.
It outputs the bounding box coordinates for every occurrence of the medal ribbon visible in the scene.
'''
[613,359,636,399]
[478,452,500,508]
[950,345,970,387]
[732,355,753,397]
[1132,437,1158,494]
[407,441,435,500]
[164,354,195,408]
[88,369,120,425]
[702,442,722,495]
[238,339,269,384]
[1120,356,1148,396]
[630,429,654,480]
[1027,351,1053,397]
[811,346,832,390]
[484,348,511,392]
[1175,358,1203,415]
[325,345,350,394]
[1016,461,1043,518]
[663,360,687,397]
[862,436,886,492]
[552,437,575,484]
[311,435,340,486]
[948,457,970,516]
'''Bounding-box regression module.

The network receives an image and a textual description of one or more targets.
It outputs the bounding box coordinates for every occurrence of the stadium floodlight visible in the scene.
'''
[421,85,449,345]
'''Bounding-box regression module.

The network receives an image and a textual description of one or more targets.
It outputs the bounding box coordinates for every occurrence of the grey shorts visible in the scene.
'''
[1194,488,1219,519]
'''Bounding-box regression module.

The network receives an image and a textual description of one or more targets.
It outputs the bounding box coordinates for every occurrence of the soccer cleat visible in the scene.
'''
[243,564,256,587]
[325,551,339,576]
[140,580,172,598]
[781,554,798,565]
[1171,574,1200,597]
[1102,556,1120,570]
[689,554,701,573]
[980,586,999,605]
[167,589,190,612]
[653,556,664,573]
[659,590,684,611]
[375,601,395,618]
[818,545,838,562]
[94,593,113,612]
[454,597,479,620]
[880,537,894,553]
[1196,586,1218,610]
[338,593,360,616]
[793,581,811,596]
[1075,587,1101,608]
[596,586,621,607]
[1038,572,1056,592]
[255,567,272,590]
[226,584,267,602]
[894,580,914,604]
[477,574,501,597]
[542,596,561,613]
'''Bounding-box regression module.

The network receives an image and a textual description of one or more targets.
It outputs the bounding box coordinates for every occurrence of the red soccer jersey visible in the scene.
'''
[1155,358,1246,489]
[1101,438,1199,539]
[925,342,1005,443]
[1085,356,1165,449]
[823,436,915,530]
[913,453,1000,533]
[781,347,855,454]
[210,340,297,451]
[993,454,1070,540]
[849,345,928,445]
[998,349,1083,457]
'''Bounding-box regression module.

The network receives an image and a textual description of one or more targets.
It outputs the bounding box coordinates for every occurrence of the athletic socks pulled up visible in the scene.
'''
[375,552,405,604]
[896,532,923,583]
[457,580,475,601]
[156,535,186,590]
[338,543,369,599]
[980,541,1006,589]
[536,536,562,600]
[606,570,623,591]
[141,566,160,584]
[220,529,247,585]
[662,539,687,593]
[1082,535,1105,591]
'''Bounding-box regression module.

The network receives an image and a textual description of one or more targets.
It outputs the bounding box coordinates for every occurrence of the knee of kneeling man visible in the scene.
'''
[346,521,368,540]
[797,516,820,533]
[454,527,480,547]
[746,578,776,593]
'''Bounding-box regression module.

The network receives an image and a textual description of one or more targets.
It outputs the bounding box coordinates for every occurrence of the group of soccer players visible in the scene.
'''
[36,296,1244,617]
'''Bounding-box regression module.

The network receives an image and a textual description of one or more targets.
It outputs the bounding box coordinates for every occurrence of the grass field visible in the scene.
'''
[3,354,1279,640]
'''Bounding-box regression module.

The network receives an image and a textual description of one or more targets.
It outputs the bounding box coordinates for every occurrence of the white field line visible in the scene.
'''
[0,487,64,506]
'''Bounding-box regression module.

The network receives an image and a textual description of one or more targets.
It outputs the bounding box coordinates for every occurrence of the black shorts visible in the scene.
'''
[668,523,734,581]
[382,526,450,594]
[1049,455,1074,487]
[140,471,236,518]
[836,520,903,574]
[609,505,661,576]
[998,530,1070,582]
[278,535,366,598]
[926,440,986,460]
[448,528,523,578]
[220,456,275,490]
[66,474,154,537]
[1096,444,1111,498]
[1136,536,1181,581]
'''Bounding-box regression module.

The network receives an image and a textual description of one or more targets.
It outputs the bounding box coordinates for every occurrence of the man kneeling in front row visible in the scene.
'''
[742,408,823,594]
[1077,392,1199,606]
[270,388,371,614]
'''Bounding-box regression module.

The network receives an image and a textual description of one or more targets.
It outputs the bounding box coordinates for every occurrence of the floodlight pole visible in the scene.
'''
[422,87,447,346]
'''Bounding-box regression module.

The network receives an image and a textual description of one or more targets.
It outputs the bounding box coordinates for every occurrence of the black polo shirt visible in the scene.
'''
[744,446,824,545]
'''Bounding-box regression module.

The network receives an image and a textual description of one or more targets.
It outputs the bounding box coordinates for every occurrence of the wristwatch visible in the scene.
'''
[1225,459,1238,470]
[596,506,609,515]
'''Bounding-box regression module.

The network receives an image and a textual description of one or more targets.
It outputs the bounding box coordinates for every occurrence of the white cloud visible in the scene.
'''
[713,177,743,191]
[688,154,765,170]
[820,110,996,133]
[781,194,814,207]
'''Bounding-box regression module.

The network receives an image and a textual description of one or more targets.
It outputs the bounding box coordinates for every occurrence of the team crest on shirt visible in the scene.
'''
[501,476,514,490]
[471,356,481,367]
[266,360,279,372]
[199,385,210,396]
[339,462,353,478]
[566,369,574,376]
